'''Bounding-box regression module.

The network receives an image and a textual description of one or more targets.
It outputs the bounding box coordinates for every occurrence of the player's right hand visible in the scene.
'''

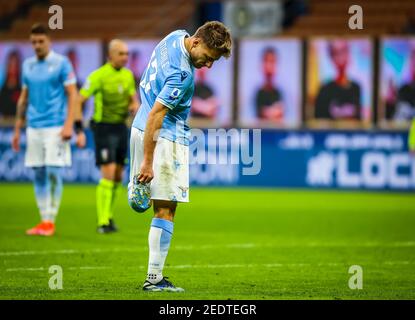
[11,131,20,152]
[76,132,86,148]
[138,161,154,184]
[60,123,73,141]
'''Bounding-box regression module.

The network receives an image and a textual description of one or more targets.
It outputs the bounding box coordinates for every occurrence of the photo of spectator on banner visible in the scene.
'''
[379,37,415,128]
[0,50,22,122]
[0,43,32,125]
[307,38,373,128]
[238,38,302,128]
[191,67,219,119]
[255,47,285,122]
[190,52,233,127]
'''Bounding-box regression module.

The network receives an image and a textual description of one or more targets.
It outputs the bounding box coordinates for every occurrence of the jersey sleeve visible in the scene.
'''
[60,57,77,87]
[156,70,192,110]
[80,71,100,98]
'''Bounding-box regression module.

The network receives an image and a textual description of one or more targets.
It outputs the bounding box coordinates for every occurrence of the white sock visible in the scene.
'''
[45,166,62,223]
[146,218,173,284]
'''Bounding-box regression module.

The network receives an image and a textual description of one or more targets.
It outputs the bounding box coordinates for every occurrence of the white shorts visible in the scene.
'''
[25,127,71,167]
[129,127,189,202]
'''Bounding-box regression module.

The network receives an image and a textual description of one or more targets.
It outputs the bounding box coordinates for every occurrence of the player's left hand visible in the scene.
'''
[60,123,73,141]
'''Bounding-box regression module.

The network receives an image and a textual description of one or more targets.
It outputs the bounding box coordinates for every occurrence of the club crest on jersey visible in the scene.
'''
[170,88,181,100]
[180,71,188,82]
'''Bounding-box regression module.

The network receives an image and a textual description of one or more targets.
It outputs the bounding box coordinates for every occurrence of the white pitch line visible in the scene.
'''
[6,267,46,272]
[384,261,411,265]
[1,241,415,257]
[0,249,78,256]
[5,261,414,272]
[75,266,111,270]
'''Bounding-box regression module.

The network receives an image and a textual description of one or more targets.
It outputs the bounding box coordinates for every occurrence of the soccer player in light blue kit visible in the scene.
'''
[128,21,232,291]
[11,24,79,236]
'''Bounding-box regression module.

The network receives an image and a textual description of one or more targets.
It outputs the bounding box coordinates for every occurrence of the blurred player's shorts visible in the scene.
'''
[129,127,189,203]
[25,127,71,167]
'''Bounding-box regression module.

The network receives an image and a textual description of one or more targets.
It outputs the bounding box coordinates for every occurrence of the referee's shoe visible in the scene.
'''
[97,219,118,234]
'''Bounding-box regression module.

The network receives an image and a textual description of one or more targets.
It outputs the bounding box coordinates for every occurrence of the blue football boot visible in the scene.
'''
[143,277,184,292]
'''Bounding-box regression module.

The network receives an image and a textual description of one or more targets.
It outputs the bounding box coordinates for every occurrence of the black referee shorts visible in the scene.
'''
[91,121,128,166]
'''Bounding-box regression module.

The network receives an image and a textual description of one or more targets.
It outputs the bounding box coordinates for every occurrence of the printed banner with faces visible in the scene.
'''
[238,38,302,128]
[306,38,373,129]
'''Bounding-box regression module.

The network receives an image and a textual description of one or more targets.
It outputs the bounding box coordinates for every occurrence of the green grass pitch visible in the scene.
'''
[0,183,414,300]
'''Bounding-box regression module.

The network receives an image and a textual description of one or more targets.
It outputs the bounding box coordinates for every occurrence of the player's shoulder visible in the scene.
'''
[49,51,69,64]
[162,30,192,71]
[23,55,37,69]
[49,52,75,72]
[166,29,189,41]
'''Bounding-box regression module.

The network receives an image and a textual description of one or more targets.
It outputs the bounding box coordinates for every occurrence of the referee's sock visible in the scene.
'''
[146,218,174,284]
[108,182,120,221]
[96,178,114,226]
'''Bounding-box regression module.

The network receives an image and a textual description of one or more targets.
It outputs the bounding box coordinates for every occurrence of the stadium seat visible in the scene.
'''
[0,0,194,39]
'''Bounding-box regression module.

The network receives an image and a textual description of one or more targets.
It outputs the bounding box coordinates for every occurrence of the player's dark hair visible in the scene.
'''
[194,21,232,58]
[30,23,49,36]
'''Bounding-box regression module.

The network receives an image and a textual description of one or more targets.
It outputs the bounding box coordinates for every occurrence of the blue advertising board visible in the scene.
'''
[0,128,413,191]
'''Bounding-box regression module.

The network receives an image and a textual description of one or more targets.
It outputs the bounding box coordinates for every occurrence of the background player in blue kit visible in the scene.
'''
[128,21,232,292]
[11,24,78,236]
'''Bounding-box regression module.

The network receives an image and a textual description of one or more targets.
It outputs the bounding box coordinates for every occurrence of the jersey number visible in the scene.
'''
[140,52,157,94]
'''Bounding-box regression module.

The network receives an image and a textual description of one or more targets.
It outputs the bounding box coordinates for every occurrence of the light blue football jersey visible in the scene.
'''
[22,50,76,128]
[132,30,195,145]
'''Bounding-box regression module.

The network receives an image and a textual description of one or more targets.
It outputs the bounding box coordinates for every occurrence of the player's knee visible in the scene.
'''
[33,167,47,182]
[153,200,176,220]
[154,209,175,221]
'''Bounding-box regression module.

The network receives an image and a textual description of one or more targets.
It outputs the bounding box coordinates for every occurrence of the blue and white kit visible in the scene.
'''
[129,30,195,202]
[22,50,76,167]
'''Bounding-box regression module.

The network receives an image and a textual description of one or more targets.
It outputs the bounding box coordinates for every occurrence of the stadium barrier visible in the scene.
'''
[0,127,413,191]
